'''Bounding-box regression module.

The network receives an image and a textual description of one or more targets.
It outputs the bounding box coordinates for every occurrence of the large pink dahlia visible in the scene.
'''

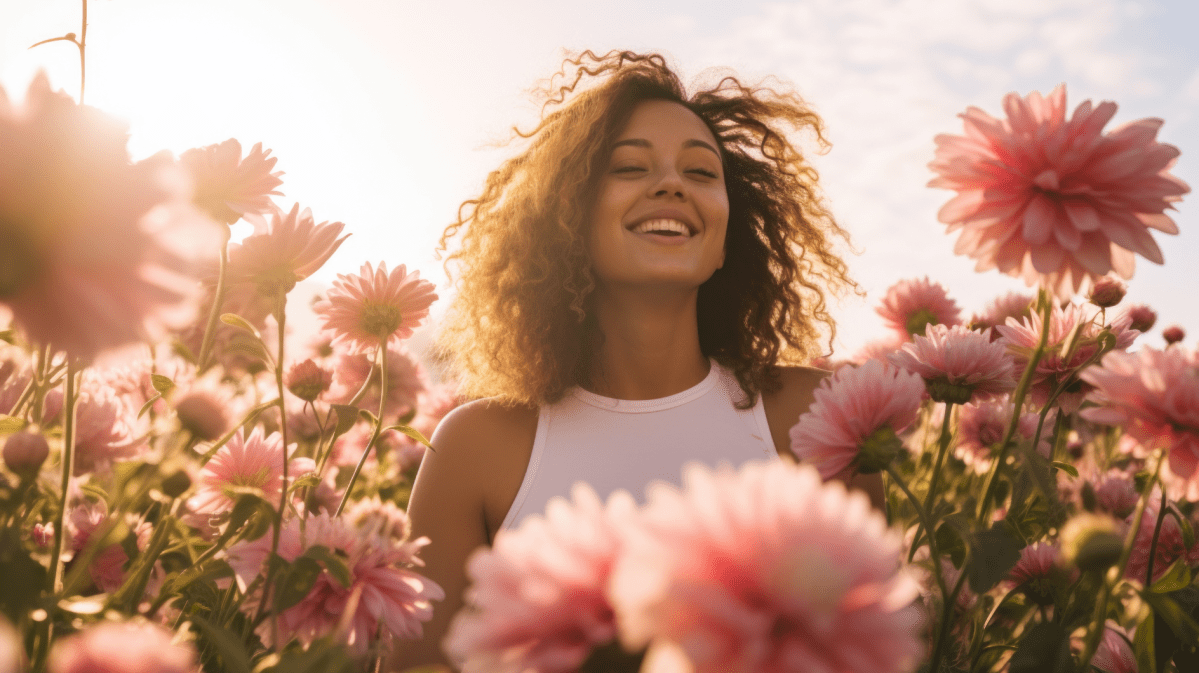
[224,203,348,297]
[930,85,1189,298]
[314,262,437,354]
[47,620,197,673]
[179,138,283,225]
[889,324,1016,404]
[1080,346,1199,500]
[0,74,213,361]
[609,461,923,673]
[789,359,925,479]
[226,512,443,655]
[444,483,635,673]
[876,277,962,340]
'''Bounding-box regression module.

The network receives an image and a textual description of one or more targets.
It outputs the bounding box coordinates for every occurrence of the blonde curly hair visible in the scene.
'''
[437,50,856,406]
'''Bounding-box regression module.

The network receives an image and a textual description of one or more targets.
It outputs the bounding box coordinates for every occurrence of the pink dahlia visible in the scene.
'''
[0,74,213,362]
[179,138,283,225]
[285,358,332,402]
[889,324,1016,404]
[345,496,412,542]
[1080,346,1199,500]
[328,346,427,421]
[789,359,925,479]
[1090,621,1137,673]
[314,262,437,354]
[955,399,1050,473]
[609,461,923,673]
[444,483,635,673]
[224,203,348,297]
[929,85,1189,298]
[188,427,304,516]
[1123,493,1199,584]
[876,277,962,340]
[72,387,145,475]
[971,291,1034,332]
[226,512,443,655]
[997,302,1138,412]
[1007,543,1071,606]
[47,620,197,673]
[1092,471,1139,518]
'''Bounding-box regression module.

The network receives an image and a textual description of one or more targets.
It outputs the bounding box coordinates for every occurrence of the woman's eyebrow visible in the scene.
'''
[612,138,721,158]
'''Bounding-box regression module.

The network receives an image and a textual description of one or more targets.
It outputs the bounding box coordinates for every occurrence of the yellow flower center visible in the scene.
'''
[360,302,402,339]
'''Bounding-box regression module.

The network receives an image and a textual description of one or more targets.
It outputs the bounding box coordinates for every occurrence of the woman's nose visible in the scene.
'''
[648,167,686,198]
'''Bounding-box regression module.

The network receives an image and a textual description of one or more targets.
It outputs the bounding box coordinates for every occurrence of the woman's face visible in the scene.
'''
[589,99,729,290]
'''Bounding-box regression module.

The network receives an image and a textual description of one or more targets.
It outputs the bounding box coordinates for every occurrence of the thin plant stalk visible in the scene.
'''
[47,361,78,595]
[267,295,291,647]
[907,402,956,556]
[1144,489,1170,586]
[196,231,231,371]
[335,340,388,517]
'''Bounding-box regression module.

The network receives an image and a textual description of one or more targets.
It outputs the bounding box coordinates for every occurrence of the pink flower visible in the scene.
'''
[285,358,332,402]
[889,324,1016,404]
[1089,277,1126,308]
[345,496,412,542]
[66,500,130,593]
[955,399,1050,473]
[226,512,443,655]
[1122,303,1157,332]
[179,138,283,225]
[850,334,904,366]
[1008,543,1071,607]
[876,277,961,340]
[47,620,197,673]
[1091,621,1137,673]
[929,85,1189,298]
[1080,346,1199,500]
[1124,494,1199,584]
[997,302,1138,412]
[0,74,213,361]
[224,203,348,297]
[1163,324,1186,346]
[789,359,925,479]
[188,427,299,516]
[72,387,145,475]
[609,461,923,673]
[1092,471,1139,518]
[971,291,1034,331]
[328,346,427,422]
[445,484,634,673]
[315,262,437,354]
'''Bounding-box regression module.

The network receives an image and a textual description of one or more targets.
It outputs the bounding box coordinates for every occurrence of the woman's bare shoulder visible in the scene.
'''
[761,364,830,459]
[433,397,539,456]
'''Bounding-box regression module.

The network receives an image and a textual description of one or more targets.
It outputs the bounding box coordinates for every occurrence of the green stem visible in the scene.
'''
[885,467,949,605]
[977,292,1053,525]
[196,230,231,372]
[928,552,971,673]
[269,295,290,648]
[48,361,78,595]
[923,403,956,518]
[335,341,388,517]
[1144,489,1169,586]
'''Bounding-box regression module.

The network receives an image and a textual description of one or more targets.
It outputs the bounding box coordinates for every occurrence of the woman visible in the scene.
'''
[393,51,882,669]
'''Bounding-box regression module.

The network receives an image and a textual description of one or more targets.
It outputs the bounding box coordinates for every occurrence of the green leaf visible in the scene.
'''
[189,614,253,673]
[1144,591,1199,644]
[0,415,26,435]
[302,545,351,588]
[171,338,198,365]
[359,408,379,424]
[1051,461,1079,478]
[220,313,262,339]
[1167,508,1195,550]
[1135,609,1158,673]
[1009,622,1071,673]
[288,473,322,494]
[968,523,1025,594]
[137,393,163,419]
[274,556,323,612]
[150,373,175,395]
[1151,559,1193,594]
[385,423,434,450]
[331,404,360,436]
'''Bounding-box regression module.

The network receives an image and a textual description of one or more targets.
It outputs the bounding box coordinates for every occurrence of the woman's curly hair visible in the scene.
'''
[437,50,856,407]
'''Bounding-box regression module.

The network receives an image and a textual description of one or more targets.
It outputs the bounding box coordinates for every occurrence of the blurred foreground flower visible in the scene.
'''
[790,359,925,478]
[444,484,635,673]
[930,84,1189,298]
[47,620,196,673]
[179,138,283,225]
[315,262,437,354]
[0,74,215,361]
[609,461,923,673]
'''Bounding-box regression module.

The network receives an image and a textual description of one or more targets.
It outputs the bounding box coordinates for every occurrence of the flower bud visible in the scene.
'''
[1089,277,1126,308]
[174,392,230,441]
[1163,325,1185,346]
[1125,304,1156,332]
[3,431,49,475]
[1060,513,1123,573]
[285,358,332,402]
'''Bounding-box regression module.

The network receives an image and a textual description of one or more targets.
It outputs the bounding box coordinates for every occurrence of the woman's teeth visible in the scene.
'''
[631,219,691,237]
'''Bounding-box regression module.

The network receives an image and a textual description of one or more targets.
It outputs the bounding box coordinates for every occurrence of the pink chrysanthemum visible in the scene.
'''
[0,74,213,361]
[1123,494,1199,584]
[1008,543,1072,607]
[955,399,1050,473]
[328,346,427,421]
[224,203,348,297]
[997,302,1138,412]
[285,358,332,402]
[226,512,443,655]
[1092,471,1139,518]
[889,324,1016,404]
[66,500,128,593]
[1080,346,1199,501]
[188,427,302,516]
[790,359,925,479]
[72,387,145,475]
[314,262,437,354]
[1091,621,1137,673]
[48,620,197,673]
[929,85,1189,298]
[876,277,962,340]
[345,496,413,542]
[609,461,923,673]
[445,483,634,673]
[971,291,1034,331]
[179,138,283,225]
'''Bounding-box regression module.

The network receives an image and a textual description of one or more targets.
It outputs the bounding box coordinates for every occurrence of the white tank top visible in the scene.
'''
[499,360,779,531]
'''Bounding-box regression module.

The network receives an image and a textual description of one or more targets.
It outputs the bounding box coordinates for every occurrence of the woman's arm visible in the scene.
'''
[388,400,537,671]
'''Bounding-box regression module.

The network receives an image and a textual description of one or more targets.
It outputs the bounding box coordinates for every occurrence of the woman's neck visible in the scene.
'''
[584,285,710,400]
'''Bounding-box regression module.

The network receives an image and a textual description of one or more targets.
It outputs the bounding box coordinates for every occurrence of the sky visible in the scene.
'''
[2,0,1196,357]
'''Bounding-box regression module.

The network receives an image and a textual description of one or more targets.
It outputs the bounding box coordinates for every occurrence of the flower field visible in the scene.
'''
[1,12,1197,673]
